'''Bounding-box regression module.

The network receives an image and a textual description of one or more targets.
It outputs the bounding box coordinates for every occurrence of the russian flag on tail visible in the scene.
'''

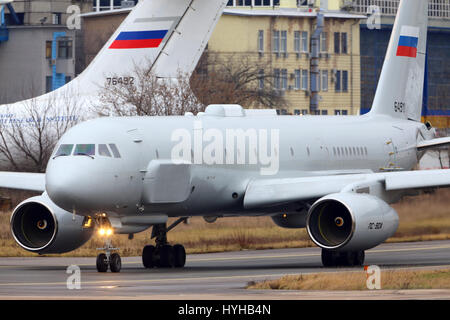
[109,30,168,49]
[396,25,419,58]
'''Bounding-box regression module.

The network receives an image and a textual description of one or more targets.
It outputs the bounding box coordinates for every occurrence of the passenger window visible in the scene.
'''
[55,144,74,157]
[109,144,121,158]
[74,144,95,156]
[98,144,112,157]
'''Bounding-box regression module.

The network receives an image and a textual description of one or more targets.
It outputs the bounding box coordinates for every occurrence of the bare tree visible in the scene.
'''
[0,90,82,172]
[96,62,204,117]
[191,53,287,109]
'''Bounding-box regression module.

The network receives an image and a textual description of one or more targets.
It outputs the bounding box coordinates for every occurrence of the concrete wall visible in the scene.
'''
[0,26,75,104]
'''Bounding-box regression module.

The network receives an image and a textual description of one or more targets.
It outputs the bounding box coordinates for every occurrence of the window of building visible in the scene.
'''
[301,109,308,115]
[294,31,300,53]
[294,109,300,115]
[294,69,301,90]
[335,70,341,92]
[335,110,341,115]
[321,110,328,115]
[272,30,280,53]
[320,32,327,52]
[280,30,287,54]
[342,110,348,115]
[46,76,53,93]
[45,41,52,59]
[301,69,308,90]
[321,70,328,91]
[274,68,281,89]
[334,32,340,54]
[342,70,348,92]
[341,33,348,54]
[258,30,264,53]
[228,0,278,6]
[301,31,308,52]
[58,39,72,59]
[258,69,265,90]
[281,69,287,90]
[52,13,61,25]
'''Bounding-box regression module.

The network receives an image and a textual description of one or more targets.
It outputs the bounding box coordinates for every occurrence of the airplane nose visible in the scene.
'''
[46,157,97,212]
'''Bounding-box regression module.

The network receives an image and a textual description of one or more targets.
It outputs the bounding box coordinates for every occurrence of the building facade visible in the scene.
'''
[207,6,363,116]
[348,0,450,129]
[0,0,92,104]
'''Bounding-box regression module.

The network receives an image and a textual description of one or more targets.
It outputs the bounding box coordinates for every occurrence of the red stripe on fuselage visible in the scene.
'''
[396,45,417,58]
[109,38,163,49]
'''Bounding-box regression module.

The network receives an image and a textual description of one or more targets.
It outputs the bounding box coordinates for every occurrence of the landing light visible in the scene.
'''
[98,227,113,237]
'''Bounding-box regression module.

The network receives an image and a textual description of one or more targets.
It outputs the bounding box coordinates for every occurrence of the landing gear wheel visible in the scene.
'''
[159,245,174,268]
[96,253,108,272]
[173,244,186,268]
[142,245,155,268]
[321,249,337,267]
[110,253,122,273]
[321,249,365,267]
[354,251,365,266]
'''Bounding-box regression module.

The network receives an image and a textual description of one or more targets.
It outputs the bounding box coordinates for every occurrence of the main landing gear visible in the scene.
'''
[95,216,121,273]
[321,249,365,267]
[142,218,188,269]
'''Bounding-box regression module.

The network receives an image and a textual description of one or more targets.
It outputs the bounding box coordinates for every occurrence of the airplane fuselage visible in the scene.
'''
[45,111,428,222]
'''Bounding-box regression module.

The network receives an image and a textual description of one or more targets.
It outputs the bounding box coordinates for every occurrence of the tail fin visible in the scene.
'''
[76,0,227,93]
[151,0,228,79]
[369,0,428,121]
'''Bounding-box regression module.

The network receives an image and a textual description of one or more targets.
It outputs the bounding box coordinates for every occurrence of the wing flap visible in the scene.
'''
[0,172,45,192]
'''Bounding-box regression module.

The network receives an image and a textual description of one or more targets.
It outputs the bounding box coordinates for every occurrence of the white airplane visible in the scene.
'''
[0,0,228,162]
[2,0,450,273]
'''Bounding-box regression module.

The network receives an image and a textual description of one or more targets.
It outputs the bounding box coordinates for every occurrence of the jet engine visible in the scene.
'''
[10,194,94,254]
[306,193,399,252]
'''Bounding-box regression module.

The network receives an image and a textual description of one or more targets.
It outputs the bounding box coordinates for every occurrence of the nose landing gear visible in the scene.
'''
[142,218,188,269]
[95,215,121,273]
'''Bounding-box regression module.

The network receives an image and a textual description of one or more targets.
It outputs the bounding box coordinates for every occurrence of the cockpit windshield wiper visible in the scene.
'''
[74,153,95,159]
[52,154,69,159]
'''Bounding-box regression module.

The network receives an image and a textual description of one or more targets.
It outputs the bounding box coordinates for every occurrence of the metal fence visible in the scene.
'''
[351,0,450,19]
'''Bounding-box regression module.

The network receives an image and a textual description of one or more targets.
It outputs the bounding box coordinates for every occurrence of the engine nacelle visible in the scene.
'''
[306,193,399,252]
[10,194,94,254]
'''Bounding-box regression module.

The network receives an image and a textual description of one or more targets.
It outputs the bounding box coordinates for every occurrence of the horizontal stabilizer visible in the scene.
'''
[417,136,450,151]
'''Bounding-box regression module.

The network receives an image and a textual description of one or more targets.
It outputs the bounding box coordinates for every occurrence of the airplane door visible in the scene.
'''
[127,128,146,173]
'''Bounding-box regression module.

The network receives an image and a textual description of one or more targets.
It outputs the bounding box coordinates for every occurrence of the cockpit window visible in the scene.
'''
[74,144,95,156]
[98,144,112,157]
[55,144,74,157]
[109,144,121,158]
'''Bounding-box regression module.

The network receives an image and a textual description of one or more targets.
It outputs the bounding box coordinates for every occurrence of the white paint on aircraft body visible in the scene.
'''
[45,113,424,220]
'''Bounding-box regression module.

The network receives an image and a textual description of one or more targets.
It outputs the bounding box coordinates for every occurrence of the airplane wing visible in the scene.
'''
[417,137,450,151]
[0,172,45,192]
[243,169,450,209]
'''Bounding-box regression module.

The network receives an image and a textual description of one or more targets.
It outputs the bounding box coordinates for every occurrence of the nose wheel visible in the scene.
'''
[142,219,188,269]
[96,238,121,272]
[95,216,121,273]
